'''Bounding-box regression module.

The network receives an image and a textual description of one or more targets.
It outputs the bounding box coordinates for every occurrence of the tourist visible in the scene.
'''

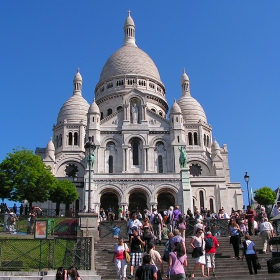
[190,228,207,278]
[29,206,41,234]
[259,218,274,254]
[204,231,219,277]
[127,213,143,238]
[245,205,255,236]
[168,242,187,280]
[150,208,163,245]
[176,214,186,241]
[66,266,81,280]
[172,206,181,230]
[142,217,155,252]
[135,254,157,280]
[241,235,258,275]
[193,219,205,238]
[128,226,146,279]
[169,229,186,252]
[167,206,174,233]
[55,267,66,280]
[163,232,174,263]
[228,219,241,259]
[272,202,280,236]
[146,243,164,279]
[113,237,129,280]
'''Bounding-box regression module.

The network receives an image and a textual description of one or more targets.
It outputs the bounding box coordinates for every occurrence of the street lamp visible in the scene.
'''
[84,136,96,213]
[244,172,250,206]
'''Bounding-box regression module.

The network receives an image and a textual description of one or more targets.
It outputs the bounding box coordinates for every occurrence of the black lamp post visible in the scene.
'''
[84,136,96,213]
[244,172,250,206]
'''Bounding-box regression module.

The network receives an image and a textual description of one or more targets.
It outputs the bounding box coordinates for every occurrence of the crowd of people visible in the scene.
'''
[109,202,280,279]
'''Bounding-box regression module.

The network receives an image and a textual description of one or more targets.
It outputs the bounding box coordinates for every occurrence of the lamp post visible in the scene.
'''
[244,172,250,206]
[84,136,96,213]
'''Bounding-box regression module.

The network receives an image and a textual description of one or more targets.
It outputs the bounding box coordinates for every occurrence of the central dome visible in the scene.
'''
[99,44,161,84]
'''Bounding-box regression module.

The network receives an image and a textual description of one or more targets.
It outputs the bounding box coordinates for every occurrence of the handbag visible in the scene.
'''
[125,251,130,263]
[192,247,203,258]
[238,230,244,237]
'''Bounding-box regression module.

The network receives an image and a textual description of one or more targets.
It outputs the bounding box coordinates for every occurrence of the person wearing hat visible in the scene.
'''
[193,219,205,238]
[128,226,146,279]
[259,217,274,254]
[204,231,219,277]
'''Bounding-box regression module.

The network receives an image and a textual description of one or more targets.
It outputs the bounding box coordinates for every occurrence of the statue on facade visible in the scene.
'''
[179,146,187,168]
[131,103,138,124]
[86,151,95,167]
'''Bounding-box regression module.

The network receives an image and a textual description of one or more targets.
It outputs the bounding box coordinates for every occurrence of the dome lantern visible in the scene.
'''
[181,68,190,96]
[73,67,82,96]
[123,10,136,46]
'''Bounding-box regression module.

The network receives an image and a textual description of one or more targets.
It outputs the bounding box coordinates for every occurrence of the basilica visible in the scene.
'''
[36,12,243,215]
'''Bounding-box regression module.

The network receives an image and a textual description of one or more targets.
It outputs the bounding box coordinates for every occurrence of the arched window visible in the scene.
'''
[159,111,163,116]
[74,132,78,145]
[207,136,210,147]
[59,134,62,147]
[210,198,214,213]
[132,142,139,165]
[109,155,113,173]
[177,136,180,143]
[68,132,73,145]
[101,112,104,120]
[199,191,204,209]
[176,117,178,122]
[107,108,112,116]
[158,155,163,173]
[194,132,198,145]
[188,132,193,145]
[117,106,122,111]
[151,108,156,112]
[92,117,94,122]
[204,134,206,146]
[56,135,59,148]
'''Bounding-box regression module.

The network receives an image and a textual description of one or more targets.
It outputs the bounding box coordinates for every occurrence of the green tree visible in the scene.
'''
[0,165,13,201]
[254,186,276,211]
[0,148,56,208]
[49,179,79,216]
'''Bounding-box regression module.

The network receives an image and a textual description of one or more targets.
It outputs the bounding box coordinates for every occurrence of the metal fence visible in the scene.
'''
[0,237,92,271]
[98,219,231,239]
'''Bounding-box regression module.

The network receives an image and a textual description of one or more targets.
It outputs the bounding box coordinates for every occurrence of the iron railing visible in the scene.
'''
[0,237,92,271]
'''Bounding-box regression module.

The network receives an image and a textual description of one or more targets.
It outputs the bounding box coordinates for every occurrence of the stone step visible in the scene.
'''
[94,236,280,279]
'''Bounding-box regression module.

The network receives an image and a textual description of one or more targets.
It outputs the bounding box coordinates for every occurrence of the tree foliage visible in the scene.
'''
[254,186,276,208]
[49,179,79,214]
[0,148,57,207]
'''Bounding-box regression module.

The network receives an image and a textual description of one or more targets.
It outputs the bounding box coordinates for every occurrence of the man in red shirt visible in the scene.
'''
[205,231,219,277]
[246,205,255,236]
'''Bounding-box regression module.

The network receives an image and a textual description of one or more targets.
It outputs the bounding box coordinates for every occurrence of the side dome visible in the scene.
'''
[89,99,100,114]
[177,95,207,123]
[57,95,90,124]
[99,44,161,84]
[170,100,182,114]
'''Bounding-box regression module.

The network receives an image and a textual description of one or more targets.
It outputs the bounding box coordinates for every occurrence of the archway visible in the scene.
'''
[129,191,147,214]
[157,192,175,212]
[100,192,118,215]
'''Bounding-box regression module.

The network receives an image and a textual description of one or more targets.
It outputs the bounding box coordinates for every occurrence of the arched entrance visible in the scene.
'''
[129,191,147,214]
[157,191,175,211]
[100,192,118,214]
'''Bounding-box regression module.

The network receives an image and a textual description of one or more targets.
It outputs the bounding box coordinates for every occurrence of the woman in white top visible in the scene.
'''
[113,237,129,280]
[242,235,258,275]
[190,228,207,278]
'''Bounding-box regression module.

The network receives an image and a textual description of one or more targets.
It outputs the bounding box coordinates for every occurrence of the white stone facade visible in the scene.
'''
[36,12,243,215]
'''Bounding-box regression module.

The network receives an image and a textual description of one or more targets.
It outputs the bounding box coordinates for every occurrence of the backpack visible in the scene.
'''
[153,214,161,224]
[205,236,214,249]
[140,265,153,280]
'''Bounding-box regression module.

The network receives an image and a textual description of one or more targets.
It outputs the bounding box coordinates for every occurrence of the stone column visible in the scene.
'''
[181,168,192,215]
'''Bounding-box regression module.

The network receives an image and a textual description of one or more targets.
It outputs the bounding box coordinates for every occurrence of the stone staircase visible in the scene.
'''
[94,235,280,280]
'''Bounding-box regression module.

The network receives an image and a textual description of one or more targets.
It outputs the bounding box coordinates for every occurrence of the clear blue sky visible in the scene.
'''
[1,1,280,207]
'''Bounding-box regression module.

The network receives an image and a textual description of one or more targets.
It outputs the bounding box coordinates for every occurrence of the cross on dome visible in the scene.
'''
[127,9,131,17]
